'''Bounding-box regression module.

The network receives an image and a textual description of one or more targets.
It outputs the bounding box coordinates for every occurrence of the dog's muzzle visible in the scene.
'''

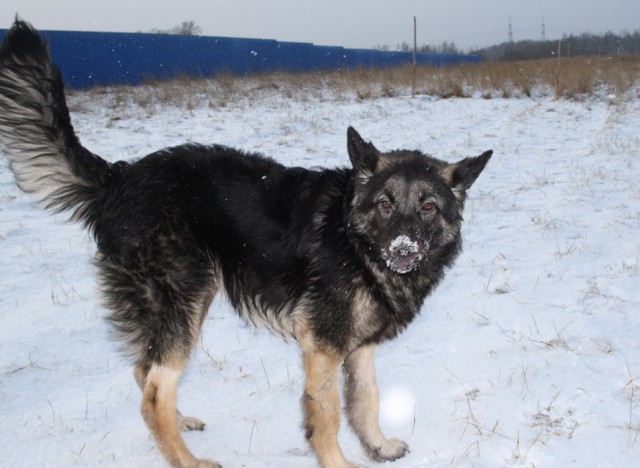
[382,235,428,274]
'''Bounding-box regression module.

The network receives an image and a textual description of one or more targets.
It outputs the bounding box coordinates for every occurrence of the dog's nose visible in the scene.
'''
[383,235,424,273]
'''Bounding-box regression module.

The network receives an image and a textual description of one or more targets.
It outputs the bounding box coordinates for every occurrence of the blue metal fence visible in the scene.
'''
[0,28,481,88]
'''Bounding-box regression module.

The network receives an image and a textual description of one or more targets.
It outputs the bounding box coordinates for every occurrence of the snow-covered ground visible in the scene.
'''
[1,85,639,467]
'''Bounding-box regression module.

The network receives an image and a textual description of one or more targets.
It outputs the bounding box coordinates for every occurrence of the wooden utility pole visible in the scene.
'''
[412,16,417,97]
[556,38,562,94]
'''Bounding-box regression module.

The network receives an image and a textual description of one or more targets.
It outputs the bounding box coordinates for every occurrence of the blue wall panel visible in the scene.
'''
[0,28,481,88]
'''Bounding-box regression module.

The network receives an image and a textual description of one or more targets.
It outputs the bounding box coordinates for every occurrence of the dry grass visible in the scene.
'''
[74,54,640,112]
[414,54,640,99]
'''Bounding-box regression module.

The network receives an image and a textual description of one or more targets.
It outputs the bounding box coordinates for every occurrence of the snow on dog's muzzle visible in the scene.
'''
[382,235,427,274]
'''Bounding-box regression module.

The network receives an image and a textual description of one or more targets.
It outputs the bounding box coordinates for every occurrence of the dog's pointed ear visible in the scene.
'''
[445,150,492,194]
[347,127,380,174]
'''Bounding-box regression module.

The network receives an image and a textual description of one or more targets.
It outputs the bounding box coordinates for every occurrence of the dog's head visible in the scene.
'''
[345,127,492,274]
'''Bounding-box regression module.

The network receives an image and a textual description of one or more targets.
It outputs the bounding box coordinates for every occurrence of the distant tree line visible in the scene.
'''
[150,21,202,36]
[377,30,640,61]
[376,41,463,55]
[472,30,640,61]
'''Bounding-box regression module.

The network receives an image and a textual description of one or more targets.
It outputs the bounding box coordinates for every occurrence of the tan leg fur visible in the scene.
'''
[134,364,206,433]
[301,344,367,468]
[343,345,409,462]
[139,364,220,468]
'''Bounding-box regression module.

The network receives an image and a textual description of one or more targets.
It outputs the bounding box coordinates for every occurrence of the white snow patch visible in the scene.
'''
[390,234,420,254]
[1,86,640,467]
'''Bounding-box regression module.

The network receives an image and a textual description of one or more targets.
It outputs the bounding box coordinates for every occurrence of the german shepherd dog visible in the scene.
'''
[0,20,491,468]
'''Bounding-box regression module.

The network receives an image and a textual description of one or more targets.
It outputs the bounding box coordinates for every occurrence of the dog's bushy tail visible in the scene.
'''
[0,19,113,230]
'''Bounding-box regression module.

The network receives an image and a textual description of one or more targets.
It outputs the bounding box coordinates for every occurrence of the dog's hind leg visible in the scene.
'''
[136,293,219,467]
[134,363,206,432]
[300,342,366,468]
[139,362,220,468]
[105,257,219,467]
[342,344,409,462]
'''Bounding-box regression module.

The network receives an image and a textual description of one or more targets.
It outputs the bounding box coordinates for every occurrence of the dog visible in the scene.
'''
[0,20,491,468]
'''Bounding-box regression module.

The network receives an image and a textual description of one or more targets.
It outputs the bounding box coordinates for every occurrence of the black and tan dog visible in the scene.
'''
[0,20,491,468]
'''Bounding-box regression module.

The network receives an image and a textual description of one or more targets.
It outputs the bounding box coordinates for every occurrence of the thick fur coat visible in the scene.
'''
[0,20,491,468]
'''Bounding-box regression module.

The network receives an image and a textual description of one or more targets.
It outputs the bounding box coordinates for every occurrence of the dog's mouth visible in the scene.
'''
[381,235,428,274]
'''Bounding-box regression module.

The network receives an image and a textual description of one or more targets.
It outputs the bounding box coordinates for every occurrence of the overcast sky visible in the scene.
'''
[2,0,639,50]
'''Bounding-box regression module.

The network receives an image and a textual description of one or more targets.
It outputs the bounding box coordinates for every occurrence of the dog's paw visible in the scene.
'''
[195,459,221,468]
[178,414,206,431]
[368,438,409,462]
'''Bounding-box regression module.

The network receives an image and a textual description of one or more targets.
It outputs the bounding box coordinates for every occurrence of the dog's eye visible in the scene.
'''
[421,202,435,212]
[378,200,392,210]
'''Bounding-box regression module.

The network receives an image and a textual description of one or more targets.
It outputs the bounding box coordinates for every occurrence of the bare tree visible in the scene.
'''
[151,21,202,36]
[176,21,201,36]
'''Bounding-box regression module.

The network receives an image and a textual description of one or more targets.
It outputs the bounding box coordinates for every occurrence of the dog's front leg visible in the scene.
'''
[301,346,366,468]
[342,344,409,462]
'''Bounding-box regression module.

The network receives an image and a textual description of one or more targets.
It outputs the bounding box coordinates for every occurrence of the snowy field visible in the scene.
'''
[1,84,639,467]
